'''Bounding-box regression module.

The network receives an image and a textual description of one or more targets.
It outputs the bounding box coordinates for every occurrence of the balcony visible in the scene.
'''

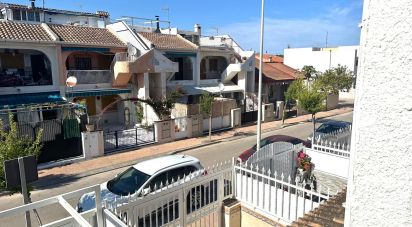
[66,70,113,85]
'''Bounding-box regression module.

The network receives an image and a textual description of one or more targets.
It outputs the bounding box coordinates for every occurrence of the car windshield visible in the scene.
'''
[252,139,269,150]
[316,124,345,133]
[107,167,151,196]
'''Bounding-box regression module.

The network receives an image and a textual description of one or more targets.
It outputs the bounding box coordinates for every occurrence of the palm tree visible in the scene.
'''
[301,65,317,86]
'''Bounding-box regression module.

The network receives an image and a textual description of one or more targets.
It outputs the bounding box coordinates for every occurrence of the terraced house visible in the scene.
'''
[108,18,256,126]
[0,2,129,162]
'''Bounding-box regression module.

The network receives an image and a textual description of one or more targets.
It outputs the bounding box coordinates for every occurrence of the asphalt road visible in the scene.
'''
[0,112,353,227]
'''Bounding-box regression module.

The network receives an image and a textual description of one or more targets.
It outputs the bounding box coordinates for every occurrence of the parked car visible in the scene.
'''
[308,120,352,141]
[238,135,311,162]
[76,155,211,214]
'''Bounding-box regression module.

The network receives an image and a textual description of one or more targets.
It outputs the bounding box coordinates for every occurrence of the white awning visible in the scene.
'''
[167,84,244,95]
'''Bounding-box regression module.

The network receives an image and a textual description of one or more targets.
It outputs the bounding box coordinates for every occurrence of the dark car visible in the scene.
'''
[238,135,311,162]
[308,120,352,141]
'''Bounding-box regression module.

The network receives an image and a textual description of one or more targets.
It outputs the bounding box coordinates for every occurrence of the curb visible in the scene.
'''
[28,109,353,191]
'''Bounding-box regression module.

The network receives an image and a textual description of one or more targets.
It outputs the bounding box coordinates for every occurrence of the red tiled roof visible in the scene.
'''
[138,32,197,51]
[48,24,125,47]
[256,60,298,82]
[0,21,53,42]
[256,54,284,63]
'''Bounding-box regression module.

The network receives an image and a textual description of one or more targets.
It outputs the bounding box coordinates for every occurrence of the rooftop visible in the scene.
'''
[255,56,298,81]
[49,24,124,47]
[0,21,125,47]
[0,20,52,41]
[138,32,197,51]
[0,2,109,17]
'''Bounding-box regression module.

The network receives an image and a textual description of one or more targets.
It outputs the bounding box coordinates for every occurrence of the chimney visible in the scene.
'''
[154,16,161,33]
[29,0,35,8]
[194,24,201,36]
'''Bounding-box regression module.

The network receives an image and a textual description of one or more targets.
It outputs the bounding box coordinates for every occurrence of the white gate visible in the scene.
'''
[246,142,304,182]
[234,163,331,225]
[106,162,233,227]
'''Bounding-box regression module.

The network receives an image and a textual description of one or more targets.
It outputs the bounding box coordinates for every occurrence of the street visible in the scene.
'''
[0,112,352,226]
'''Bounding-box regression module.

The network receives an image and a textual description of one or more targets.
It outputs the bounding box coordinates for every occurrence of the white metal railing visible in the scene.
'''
[234,163,332,225]
[306,138,351,179]
[312,138,351,157]
[0,157,341,226]
[245,142,304,181]
[0,185,103,227]
[105,161,233,227]
[313,125,352,143]
[66,70,113,84]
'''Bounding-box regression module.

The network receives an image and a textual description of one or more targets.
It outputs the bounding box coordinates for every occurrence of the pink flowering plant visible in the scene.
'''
[296,150,314,171]
[296,150,317,190]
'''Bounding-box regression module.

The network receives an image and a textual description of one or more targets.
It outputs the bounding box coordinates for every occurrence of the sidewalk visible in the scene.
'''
[37,104,353,184]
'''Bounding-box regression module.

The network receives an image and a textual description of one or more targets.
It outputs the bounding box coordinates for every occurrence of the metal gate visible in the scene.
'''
[104,126,155,153]
[241,110,258,124]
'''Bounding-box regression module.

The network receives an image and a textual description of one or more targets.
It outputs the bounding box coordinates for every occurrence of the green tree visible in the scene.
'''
[297,88,326,139]
[98,91,182,128]
[0,114,43,191]
[313,65,353,95]
[0,113,43,224]
[301,65,317,84]
[282,78,305,125]
[199,92,214,141]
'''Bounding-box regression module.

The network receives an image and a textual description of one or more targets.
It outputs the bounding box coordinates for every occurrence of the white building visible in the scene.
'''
[284,45,359,74]
[345,0,412,226]
[108,18,255,124]
[0,0,109,28]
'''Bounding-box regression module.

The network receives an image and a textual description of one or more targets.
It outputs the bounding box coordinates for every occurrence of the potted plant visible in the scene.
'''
[295,150,317,191]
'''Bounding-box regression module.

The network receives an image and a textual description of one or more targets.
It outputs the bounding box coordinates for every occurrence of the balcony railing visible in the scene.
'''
[66,70,113,84]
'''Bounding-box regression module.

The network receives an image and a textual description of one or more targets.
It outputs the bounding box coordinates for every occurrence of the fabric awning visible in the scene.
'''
[0,91,63,108]
[65,88,131,98]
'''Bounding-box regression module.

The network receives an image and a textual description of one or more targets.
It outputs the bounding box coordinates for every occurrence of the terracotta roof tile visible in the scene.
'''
[138,32,196,51]
[48,24,125,47]
[256,54,284,63]
[256,60,298,82]
[0,21,52,42]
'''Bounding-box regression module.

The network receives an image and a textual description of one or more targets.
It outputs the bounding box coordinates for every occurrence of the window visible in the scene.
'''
[21,11,27,21]
[27,11,35,21]
[12,9,21,20]
[106,167,151,196]
[35,12,40,21]
[209,59,218,72]
[148,172,168,189]
[75,57,92,70]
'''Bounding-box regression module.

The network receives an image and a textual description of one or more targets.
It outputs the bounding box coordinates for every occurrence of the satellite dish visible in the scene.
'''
[66,76,77,88]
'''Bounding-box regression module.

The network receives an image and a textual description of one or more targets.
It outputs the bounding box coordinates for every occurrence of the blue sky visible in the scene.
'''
[13,0,363,53]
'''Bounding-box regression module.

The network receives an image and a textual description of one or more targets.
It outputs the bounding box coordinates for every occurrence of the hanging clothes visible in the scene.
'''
[63,118,80,139]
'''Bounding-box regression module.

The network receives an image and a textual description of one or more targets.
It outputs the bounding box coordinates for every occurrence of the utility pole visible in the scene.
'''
[325,31,328,48]
[257,0,265,151]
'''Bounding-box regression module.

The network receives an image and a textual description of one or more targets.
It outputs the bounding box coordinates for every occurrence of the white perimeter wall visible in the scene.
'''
[284,46,359,72]
[345,0,412,226]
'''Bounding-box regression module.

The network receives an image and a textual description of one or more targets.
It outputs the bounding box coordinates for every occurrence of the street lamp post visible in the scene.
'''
[257,0,265,151]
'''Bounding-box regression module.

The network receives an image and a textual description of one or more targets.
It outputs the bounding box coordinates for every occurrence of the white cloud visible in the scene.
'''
[218,6,361,54]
